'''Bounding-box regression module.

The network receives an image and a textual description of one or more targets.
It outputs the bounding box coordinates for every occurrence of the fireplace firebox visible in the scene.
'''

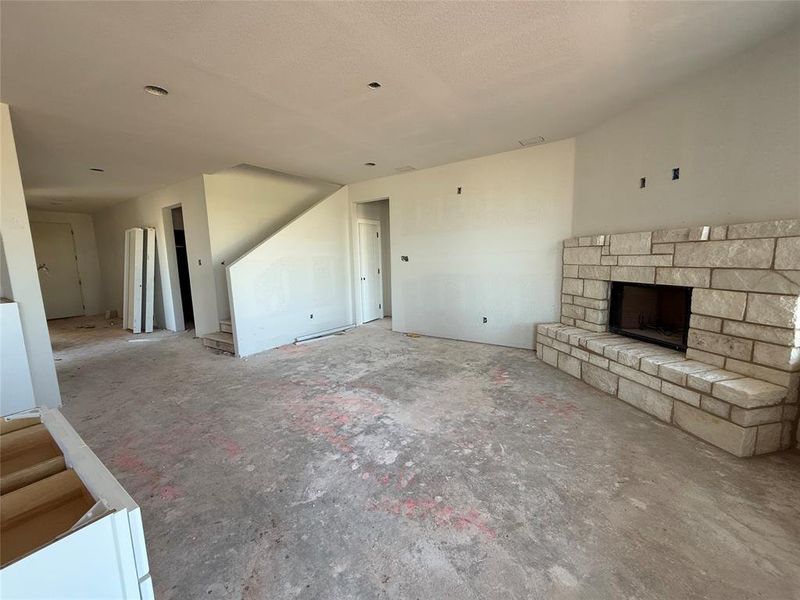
[608,282,692,351]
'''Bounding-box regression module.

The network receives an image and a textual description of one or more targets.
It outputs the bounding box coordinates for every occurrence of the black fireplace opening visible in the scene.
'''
[608,282,692,351]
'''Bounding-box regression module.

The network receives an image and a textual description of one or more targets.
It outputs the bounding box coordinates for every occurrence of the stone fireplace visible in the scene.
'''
[537,219,800,456]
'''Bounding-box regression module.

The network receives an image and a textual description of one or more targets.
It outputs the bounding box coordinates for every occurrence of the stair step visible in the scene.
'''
[220,319,232,333]
[202,331,234,354]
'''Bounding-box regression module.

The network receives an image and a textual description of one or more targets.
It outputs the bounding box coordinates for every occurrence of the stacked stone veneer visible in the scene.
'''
[538,219,800,457]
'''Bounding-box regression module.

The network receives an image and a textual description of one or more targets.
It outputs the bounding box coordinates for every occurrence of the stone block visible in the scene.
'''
[659,361,716,386]
[724,358,793,388]
[691,288,747,320]
[617,254,673,267]
[541,345,558,367]
[652,243,675,254]
[640,354,685,376]
[552,339,571,353]
[603,342,647,362]
[582,362,619,395]
[569,330,609,346]
[562,304,585,320]
[673,402,756,457]
[752,342,800,372]
[673,239,775,269]
[685,348,726,368]
[617,378,673,422]
[722,320,799,347]
[709,226,727,241]
[586,336,630,355]
[536,343,543,356]
[745,293,800,328]
[560,316,575,326]
[564,247,602,265]
[687,329,752,361]
[610,232,651,255]
[784,404,799,421]
[615,346,675,369]
[689,226,711,241]
[686,369,744,394]
[562,278,584,295]
[600,256,618,266]
[711,378,786,408]
[564,238,579,248]
[689,315,722,332]
[774,237,800,270]
[610,266,656,284]
[653,228,692,243]
[571,347,590,362]
[556,327,586,343]
[661,381,701,407]
[589,354,610,369]
[711,269,800,295]
[700,395,731,419]
[576,332,618,349]
[730,406,783,427]
[583,308,608,325]
[574,320,607,333]
[558,352,582,378]
[563,265,579,278]
[574,297,608,310]
[656,268,711,288]
[578,265,611,280]
[579,235,606,247]
[726,219,800,239]
[610,362,662,390]
[755,423,783,454]
[562,294,573,305]
[583,279,609,300]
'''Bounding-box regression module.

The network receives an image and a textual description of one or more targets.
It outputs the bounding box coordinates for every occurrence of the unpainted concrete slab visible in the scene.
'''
[51,316,800,599]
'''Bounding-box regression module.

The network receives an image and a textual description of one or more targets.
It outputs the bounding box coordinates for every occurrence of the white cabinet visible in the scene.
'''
[0,409,153,599]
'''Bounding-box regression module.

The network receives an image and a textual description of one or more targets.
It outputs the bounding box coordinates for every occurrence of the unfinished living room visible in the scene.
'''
[0,2,798,599]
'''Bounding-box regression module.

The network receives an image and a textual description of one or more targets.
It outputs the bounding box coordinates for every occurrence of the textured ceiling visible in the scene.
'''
[2,1,798,212]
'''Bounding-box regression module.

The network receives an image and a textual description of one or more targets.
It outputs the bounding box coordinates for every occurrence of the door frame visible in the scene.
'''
[356,218,384,324]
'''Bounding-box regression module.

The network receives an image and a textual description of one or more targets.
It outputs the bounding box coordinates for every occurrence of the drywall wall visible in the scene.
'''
[203,165,340,321]
[227,187,353,357]
[355,199,392,316]
[0,103,60,409]
[573,25,800,236]
[349,139,575,349]
[27,210,104,315]
[93,176,219,335]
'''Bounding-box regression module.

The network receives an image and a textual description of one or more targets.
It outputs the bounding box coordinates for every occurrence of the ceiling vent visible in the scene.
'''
[396,165,416,173]
[518,136,546,147]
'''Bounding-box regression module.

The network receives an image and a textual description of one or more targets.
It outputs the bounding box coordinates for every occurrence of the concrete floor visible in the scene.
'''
[51,315,800,600]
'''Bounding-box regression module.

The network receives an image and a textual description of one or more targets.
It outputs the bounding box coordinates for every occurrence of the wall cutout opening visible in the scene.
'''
[639,177,646,189]
[672,168,680,181]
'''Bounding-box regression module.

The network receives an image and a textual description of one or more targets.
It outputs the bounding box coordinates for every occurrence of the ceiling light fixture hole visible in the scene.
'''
[90,168,105,172]
[364,162,376,167]
[144,85,169,96]
[367,82,382,89]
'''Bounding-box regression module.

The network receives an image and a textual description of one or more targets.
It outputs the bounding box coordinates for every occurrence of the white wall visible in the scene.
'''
[27,210,104,316]
[572,25,800,236]
[0,103,60,409]
[203,165,340,321]
[355,199,392,316]
[349,139,575,349]
[93,176,219,335]
[227,187,353,357]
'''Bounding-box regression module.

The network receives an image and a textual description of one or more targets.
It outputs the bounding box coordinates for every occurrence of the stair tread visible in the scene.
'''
[203,331,233,343]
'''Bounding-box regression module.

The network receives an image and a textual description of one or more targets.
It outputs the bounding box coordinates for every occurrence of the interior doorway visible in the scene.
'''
[358,219,383,323]
[355,198,391,325]
[29,221,85,319]
[171,207,194,328]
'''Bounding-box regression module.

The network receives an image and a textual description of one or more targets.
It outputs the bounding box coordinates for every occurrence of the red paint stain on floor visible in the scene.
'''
[491,367,510,385]
[532,394,579,419]
[367,496,496,539]
[113,448,183,502]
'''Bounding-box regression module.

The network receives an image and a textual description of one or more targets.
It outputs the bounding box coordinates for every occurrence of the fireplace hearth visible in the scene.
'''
[608,282,691,351]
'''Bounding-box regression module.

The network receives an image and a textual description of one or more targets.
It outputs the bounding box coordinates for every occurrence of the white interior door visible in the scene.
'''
[30,222,84,319]
[358,220,383,323]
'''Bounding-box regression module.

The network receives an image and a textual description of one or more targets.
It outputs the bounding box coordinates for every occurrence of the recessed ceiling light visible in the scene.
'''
[144,85,169,96]
[90,167,105,172]
[518,136,546,147]
[364,162,376,166]
[367,82,381,89]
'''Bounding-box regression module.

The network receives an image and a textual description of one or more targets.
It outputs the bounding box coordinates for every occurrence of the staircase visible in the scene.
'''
[201,319,234,354]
